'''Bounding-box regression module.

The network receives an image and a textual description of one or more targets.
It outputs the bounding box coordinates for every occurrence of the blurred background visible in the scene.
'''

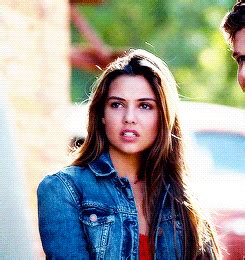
[0,0,244,259]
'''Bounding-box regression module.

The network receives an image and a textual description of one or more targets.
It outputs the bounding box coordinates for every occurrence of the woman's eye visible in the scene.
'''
[237,56,245,64]
[140,103,152,110]
[110,102,123,108]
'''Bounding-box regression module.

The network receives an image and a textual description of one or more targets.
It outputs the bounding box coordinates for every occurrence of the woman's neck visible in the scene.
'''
[109,147,141,183]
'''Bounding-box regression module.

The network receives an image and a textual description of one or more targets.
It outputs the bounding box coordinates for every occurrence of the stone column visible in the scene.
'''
[0,0,70,257]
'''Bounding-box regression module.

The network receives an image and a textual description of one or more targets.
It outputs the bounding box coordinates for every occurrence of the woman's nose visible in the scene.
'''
[123,107,136,124]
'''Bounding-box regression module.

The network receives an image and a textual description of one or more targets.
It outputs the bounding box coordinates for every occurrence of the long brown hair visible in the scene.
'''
[72,49,221,259]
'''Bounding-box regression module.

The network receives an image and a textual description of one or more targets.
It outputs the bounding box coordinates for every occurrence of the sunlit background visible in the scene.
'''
[1,0,244,259]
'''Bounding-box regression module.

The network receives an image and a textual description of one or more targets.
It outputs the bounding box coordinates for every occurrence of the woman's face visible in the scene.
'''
[102,74,159,157]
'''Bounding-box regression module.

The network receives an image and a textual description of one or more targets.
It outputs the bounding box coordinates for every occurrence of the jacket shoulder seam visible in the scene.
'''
[54,172,82,209]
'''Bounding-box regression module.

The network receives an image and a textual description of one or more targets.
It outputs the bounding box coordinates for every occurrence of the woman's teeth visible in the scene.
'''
[123,132,136,137]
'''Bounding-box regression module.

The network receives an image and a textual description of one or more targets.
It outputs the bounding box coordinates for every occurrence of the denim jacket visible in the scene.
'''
[37,152,185,259]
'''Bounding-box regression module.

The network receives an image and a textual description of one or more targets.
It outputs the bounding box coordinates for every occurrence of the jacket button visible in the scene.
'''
[89,214,98,222]
[158,227,163,236]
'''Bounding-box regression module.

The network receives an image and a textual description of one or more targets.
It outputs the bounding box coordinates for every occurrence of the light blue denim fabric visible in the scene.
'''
[37,152,184,259]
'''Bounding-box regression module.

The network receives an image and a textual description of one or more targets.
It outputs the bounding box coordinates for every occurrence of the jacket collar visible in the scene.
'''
[88,152,117,177]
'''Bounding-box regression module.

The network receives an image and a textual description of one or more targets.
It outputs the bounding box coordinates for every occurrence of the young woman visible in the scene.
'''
[38,49,221,259]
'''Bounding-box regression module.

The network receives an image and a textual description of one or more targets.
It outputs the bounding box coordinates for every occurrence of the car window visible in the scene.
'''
[194,132,245,174]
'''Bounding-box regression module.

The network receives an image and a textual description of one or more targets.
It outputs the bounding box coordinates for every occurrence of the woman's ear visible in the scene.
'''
[102,118,105,124]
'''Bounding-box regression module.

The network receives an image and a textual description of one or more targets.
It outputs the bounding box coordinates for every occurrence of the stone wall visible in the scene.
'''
[0,0,70,257]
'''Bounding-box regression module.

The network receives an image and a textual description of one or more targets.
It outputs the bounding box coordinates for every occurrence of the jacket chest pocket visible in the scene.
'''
[156,211,183,260]
[79,206,115,255]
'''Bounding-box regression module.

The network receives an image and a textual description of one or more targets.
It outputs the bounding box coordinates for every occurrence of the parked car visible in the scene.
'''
[179,102,245,260]
[68,101,245,259]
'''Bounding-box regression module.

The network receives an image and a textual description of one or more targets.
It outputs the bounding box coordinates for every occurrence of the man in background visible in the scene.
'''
[222,0,245,92]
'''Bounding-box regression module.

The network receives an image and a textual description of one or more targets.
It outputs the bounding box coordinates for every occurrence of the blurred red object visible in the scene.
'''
[70,3,123,72]
[214,210,245,260]
[69,0,103,4]
[71,47,123,72]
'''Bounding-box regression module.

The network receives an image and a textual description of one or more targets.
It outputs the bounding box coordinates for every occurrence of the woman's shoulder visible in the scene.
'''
[37,165,91,195]
[39,165,86,183]
[37,165,94,208]
[37,152,116,197]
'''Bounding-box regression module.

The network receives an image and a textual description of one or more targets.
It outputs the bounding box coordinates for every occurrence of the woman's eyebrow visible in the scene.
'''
[107,96,156,102]
[107,96,125,101]
[138,98,157,102]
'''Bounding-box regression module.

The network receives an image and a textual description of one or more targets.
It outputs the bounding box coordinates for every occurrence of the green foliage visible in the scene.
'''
[71,0,244,108]
[71,68,96,102]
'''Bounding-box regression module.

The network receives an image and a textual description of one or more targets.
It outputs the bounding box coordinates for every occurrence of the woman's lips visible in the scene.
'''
[120,129,140,141]
[120,129,140,137]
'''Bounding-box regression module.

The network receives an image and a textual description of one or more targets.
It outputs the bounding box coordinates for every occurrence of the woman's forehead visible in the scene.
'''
[107,74,156,99]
